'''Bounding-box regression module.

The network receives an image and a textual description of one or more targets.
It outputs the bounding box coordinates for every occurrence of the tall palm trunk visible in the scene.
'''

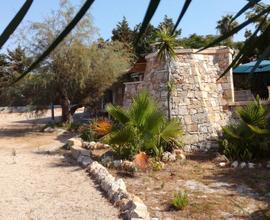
[166,54,172,120]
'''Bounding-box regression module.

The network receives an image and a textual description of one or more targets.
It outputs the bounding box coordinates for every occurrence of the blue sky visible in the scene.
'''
[1,0,269,46]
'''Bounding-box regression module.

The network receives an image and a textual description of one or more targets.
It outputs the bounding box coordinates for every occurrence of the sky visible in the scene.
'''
[1,0,270,48]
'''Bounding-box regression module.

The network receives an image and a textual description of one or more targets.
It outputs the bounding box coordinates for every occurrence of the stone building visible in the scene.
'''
[112,47,249,150]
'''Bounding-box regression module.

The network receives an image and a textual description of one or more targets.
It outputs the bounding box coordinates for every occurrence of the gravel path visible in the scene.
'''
[0,112,120,220]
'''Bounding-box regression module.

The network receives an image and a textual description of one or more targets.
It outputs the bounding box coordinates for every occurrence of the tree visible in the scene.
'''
[133,23,156,57]
[111,17,134,49]
[157,15,181,37]
[18,1,131,122]
[216,14,239,46]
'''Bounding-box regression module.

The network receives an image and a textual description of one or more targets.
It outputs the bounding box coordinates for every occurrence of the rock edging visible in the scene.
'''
[67,137,152,220]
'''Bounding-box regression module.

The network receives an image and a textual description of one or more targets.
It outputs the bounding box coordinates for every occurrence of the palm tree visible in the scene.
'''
[106,91,183,159]
[155,27,177,120]
[216,14,239,42]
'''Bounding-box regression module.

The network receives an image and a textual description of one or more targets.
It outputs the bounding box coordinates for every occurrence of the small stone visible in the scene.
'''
[89,141,96,149]
[81,157,92,168]
[113,160,123,169]
[44,127,55,132]
[239,162,246,168]
[161,152,176,162]
[257,163,262,168]
[219,162,226,167]
[231,161,238,168]
[248,163,255,169]
[266,161,270,168]
[120,161,136,174]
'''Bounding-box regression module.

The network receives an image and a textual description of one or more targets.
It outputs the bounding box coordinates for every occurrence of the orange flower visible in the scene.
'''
[91,119,112,136]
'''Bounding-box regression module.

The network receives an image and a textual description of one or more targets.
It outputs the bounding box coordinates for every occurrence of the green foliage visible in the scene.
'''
[150,159,164,171]
[171,191,189,210]
[106,91,183,160]
[79,125,93,142]
[156,27,177,61]
[220,97,270,161]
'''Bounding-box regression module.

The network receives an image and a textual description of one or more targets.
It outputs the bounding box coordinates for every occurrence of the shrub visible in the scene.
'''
[220,97,270,161]
[171,191,189,210]
[106,91,183,160]
[79,124,93,141]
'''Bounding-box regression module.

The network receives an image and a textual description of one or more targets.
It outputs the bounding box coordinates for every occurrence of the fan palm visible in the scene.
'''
[106,91,183,159]
[221,97,270,160]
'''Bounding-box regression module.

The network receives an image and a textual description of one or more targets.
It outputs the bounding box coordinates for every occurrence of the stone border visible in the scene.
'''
[67,138,154,220]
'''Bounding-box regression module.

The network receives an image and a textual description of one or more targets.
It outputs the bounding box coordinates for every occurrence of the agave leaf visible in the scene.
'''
[12,0,95,84]
[172,0,192,34]
[247,124,270,135]
[135,0,161,44]
[222,126,241,139]
[198,5,270,52]
[0,0,33,49]
[231,0,262,22]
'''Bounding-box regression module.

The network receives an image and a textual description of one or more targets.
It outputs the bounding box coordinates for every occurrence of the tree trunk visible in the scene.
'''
[166,55,172,120]
[60,94,72,123]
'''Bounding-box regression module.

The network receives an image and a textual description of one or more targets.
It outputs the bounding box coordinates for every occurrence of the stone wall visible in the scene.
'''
[123,47,235,150]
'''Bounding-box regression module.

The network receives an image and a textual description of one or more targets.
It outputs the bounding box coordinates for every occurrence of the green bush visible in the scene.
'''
[171,191,189,210]
[106,91,183,160]
[79,125,93,141]
[220,97,270,161]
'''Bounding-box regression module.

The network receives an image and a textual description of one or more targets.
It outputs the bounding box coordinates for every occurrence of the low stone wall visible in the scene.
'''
[67,138,153,220]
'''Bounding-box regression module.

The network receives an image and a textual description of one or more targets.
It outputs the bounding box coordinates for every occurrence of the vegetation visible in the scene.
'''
[220,97,270,161]
[1,1,132,123]
[171,191,189,211]
[106,92,183,160]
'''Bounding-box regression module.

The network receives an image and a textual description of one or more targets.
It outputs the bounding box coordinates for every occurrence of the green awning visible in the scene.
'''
[233,60,270,74]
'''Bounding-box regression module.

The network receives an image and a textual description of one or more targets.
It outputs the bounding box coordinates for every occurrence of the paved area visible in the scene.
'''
[0,112,120,220]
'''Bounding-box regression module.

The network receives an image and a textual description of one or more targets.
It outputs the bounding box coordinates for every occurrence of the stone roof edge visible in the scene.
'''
[145,46,234,59]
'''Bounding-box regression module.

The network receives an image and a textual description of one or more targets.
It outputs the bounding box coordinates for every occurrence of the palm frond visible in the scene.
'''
[136,0,161,44]
[106,103,129,125]
[231,0,262,22]
[160,118,183,144]
[236,98,267,127]
[172,0,192,34]
[0,0,33,50]
[129,91,156,127]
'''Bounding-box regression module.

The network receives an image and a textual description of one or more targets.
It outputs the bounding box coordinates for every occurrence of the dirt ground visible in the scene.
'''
[111,153,270,220]
[0,111,120,220]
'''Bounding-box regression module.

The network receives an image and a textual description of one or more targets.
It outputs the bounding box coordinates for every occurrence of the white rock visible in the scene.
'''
[70,145,81,159]
[124,195,150,220]
[219,162,226,167]
[267,161,270,168]
[248,163,255,169]
[240,162,246,168]
[113,160,123,168]
[162,152,176,162]
[89,141,96,149]
[44,127,55,132]
[231,161,238,168]
[67,137,82,147]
